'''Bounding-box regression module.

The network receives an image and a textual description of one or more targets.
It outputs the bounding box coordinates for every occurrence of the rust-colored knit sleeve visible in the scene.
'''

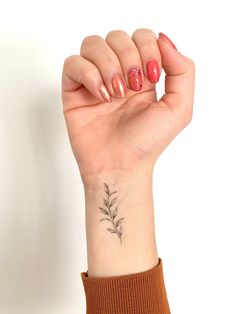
[81,258,170,314]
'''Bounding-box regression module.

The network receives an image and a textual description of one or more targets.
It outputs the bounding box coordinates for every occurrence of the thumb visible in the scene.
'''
[157,32,195,123]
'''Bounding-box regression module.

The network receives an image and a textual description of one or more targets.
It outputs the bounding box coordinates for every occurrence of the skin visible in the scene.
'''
[61,29,195,277]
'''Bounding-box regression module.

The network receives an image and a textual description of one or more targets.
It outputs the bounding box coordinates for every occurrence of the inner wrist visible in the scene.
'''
[82,166,153,190]
[82,166,157,275]
[83,167,154,218]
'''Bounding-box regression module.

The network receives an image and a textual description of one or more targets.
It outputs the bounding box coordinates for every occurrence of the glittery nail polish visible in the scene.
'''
[128,66,143,91]
[159,32,177,50]
[146,60,161,83]
[112,74,126,98]
[99,83,111,102]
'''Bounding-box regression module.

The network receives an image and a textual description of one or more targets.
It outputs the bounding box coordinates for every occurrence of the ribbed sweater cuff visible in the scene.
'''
[81,258,170,314]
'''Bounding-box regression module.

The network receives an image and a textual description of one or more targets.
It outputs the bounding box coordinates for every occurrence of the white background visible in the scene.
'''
[0,0,236,313]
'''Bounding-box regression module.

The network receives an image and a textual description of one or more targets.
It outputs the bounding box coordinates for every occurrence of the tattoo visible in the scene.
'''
[99,183,124,245]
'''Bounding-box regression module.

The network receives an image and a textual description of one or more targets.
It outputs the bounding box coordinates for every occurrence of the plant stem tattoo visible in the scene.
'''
[99,183,124,245]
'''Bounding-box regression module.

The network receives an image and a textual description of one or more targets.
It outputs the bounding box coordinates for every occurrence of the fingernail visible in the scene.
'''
[128,66,143,91]
[146,60,161,83]
[159,32,177,50]
[99,83,111,102]
[112,74,126,97]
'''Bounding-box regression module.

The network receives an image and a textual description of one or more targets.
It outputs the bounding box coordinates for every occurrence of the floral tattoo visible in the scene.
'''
[99,183,124,244]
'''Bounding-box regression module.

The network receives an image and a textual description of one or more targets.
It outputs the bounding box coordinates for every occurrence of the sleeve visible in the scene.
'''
[81,258,171,314]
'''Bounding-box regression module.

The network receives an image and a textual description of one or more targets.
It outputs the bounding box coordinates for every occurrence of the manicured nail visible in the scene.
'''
[128,66,143,91]
[146,60,161,83]
[159,32,177,50]
[99,83,111,102]
[112,74,126,97]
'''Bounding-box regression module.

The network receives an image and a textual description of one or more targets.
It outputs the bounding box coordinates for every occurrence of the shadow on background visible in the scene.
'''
[0,88,86,313]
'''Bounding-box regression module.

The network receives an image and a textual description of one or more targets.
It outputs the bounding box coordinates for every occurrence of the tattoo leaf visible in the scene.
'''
[103,198,108,207]
[99,207,109,215]
[116,217,124,227]
[109,191,117,197]
[104,183,109,195]
[100,218,111,222]
[113,206,118,219]
[107,228,116,233]
[99,183,124,244]
[109,197,117,207]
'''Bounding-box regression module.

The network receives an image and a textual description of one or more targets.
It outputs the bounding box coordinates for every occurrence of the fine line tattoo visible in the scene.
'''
[99,183,124,244]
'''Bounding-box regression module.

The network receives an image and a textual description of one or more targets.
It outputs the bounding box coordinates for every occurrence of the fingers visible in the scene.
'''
[157,32,195,122]
[80,35,126,98]
[63,30,183,106]
[106,30,143,91]
[62,55,111,103]
[78,29,162,99]
[132,29,162,84]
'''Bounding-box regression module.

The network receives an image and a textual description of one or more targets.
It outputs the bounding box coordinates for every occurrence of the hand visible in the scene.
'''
[61,29,195,182]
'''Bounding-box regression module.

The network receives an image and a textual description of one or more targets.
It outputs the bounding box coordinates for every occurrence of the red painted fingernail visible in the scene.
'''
[112,74,126,97]
[99,83,111,102]
[146,60,161,83]
[159,32,177,50]
[128,66,143,91]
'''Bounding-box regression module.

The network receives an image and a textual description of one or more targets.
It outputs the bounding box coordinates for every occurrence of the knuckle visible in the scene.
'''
[132,28,155,38]
[82,35,103,46]
[106,30,127,40]
[63,55,78,69]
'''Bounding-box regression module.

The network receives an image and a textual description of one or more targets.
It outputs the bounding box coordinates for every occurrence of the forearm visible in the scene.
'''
[62,28,194,313]
[83,168,158,277]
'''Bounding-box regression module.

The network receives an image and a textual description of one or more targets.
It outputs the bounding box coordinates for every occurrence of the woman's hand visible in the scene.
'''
[61,29,195,276]
[61,29,195,182]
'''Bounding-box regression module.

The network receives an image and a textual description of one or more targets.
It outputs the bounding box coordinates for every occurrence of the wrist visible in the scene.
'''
[82,166,158,277]
[81,165,153,190]
[83,167,154,209]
